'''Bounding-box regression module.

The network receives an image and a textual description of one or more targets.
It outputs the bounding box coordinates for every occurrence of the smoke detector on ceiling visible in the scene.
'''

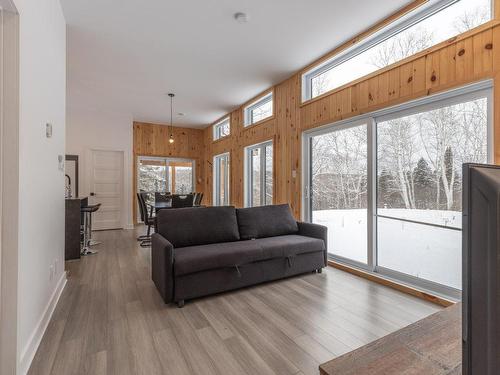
[234,12,249,24]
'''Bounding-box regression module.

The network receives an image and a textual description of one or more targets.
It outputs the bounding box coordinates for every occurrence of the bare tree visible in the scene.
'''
[417,106,458,210]
[311,126,367,210]
[378,118,418,209]
[369,26,434,69]
[453,4,490,34]
[311,74,331,99]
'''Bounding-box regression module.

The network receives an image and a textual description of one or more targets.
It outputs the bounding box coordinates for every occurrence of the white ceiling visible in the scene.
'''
[62,0,410,128]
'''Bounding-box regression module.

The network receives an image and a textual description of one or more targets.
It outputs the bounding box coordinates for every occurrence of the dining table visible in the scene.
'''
[147,200,205,213]
[148,200,172,213]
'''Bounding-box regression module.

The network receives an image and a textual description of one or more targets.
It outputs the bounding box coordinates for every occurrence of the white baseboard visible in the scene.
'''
[19,271,67,375]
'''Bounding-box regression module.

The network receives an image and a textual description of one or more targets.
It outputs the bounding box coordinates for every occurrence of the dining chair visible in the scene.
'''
[194,192,204,206]
[155,192,172,203]
[137,192,155,247]
[171,194,194,208]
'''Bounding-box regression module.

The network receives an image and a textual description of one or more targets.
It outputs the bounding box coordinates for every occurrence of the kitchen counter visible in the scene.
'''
[65,196,88,260]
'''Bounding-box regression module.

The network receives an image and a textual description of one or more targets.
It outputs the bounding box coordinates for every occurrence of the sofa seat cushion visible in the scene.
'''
[174,240,265,276]
[236,204,299,240]
[174,235,325,276]
[253,235,325,258]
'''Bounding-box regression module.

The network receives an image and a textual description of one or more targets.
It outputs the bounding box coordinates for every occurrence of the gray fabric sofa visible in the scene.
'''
[151,204,327,307]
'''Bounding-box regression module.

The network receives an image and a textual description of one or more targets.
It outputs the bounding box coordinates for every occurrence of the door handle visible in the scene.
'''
[90,192,95,196]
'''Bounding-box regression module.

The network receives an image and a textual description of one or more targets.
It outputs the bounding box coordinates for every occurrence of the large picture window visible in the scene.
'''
[245,141,273,207]
[304,82,492,297]
[302,0,492,101]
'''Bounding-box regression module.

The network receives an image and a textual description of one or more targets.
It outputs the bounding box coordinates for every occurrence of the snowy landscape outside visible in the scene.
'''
[312,209,462,289]
[311,95,488,290]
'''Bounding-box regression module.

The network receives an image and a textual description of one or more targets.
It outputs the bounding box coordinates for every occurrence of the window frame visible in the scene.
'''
[301,0,493,102]
[302,80,494,300]
[213,152,230,206]
[213,117,230,141]
[243,91,274,127]
[244,140,274,207]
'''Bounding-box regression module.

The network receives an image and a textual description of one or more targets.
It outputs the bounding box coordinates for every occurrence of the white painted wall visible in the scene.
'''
[12,0,67,373]
[66,106,134,229]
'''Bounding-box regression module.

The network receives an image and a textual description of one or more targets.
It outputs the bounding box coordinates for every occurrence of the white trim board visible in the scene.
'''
[0,8,19,375]
[19,272,67,375]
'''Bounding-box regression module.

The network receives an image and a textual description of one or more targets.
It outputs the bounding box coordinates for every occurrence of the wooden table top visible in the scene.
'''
[320,303,462,375]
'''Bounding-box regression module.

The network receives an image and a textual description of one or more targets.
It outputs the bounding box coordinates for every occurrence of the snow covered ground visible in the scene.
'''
[312,208,462,289]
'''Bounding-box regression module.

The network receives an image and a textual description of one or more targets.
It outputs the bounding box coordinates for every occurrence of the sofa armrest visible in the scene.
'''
[297,221,328,266]
[151,233,175,303]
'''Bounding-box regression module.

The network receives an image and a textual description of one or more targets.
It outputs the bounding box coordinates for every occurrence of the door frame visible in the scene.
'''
[86,148,125,230]
[0,4,19,374]
[213,152,230,206]
[243,140,273,207]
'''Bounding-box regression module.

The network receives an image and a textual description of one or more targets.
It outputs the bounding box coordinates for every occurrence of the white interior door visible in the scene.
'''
[88,150,123,230]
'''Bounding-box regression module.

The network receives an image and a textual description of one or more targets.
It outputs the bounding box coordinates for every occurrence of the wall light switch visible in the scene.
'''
[58,155,64,171]
[292,170,297,178]
[46,123,53,138]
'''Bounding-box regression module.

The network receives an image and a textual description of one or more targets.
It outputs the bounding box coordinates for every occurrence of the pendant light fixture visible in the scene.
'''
[168,93,175,144]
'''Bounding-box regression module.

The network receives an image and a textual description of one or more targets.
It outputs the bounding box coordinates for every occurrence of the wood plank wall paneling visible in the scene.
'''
[202,21,500,219]
[301,24,498,130]
[132,122,205,223]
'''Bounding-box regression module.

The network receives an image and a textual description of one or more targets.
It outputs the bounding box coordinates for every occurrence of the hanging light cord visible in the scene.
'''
[168,93,175,143]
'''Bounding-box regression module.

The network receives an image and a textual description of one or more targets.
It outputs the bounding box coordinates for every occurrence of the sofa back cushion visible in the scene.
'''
[156,206,240,248]
[236,204,298,240]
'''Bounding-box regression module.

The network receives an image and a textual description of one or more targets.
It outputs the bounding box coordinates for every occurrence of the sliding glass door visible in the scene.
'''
[309,121,368,264]
[137,156,195,195]
[245,141,273,207]
[304,82,492,297]
[213,153,230,206]
[376,96,489,290]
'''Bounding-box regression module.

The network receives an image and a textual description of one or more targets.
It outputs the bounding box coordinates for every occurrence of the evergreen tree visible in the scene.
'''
[413,158,433,187]
[378,169,394,208]
[413,157,434,209]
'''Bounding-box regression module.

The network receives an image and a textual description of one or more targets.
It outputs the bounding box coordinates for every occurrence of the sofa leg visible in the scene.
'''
[317,268,323,274]
[176,300,185,308]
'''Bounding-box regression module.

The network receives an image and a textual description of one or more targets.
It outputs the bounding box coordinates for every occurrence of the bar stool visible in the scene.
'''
[81,203,101,256]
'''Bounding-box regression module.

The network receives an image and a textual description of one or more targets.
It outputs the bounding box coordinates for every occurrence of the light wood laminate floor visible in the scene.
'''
[28,228,441,375]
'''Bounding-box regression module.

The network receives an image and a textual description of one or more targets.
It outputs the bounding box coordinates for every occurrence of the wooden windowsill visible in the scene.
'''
[328,260,455,307]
